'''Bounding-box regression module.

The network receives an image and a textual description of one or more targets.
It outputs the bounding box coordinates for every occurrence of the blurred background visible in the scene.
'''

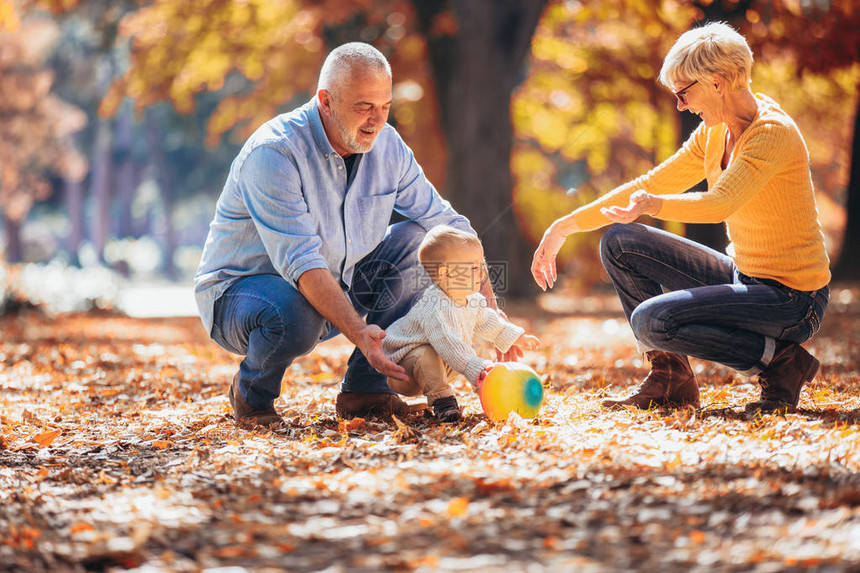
[0,0,858,317]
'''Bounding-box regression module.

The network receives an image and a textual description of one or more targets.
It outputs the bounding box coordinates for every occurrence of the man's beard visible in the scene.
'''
[333,111,375,154]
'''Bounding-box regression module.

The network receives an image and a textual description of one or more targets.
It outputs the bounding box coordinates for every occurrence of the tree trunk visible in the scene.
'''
[680,1,753,253]
[831,98,860,281]
[64,176,85,265]
[678,110,727,252]
[413,0,547,299]
[90,118,114,262]
[145,108,178,280]
[2,214,23,263]
[115,102,137,238]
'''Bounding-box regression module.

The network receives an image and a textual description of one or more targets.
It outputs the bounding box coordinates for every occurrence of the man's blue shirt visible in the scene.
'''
[194,98,473,334]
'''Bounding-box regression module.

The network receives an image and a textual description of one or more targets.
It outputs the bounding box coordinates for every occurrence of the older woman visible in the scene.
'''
[531,23,830,414]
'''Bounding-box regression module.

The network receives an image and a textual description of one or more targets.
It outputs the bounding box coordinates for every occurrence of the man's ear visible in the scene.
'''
[318,89,333,115]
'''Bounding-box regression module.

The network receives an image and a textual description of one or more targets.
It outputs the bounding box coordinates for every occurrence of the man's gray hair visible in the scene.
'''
[317,42,391,94]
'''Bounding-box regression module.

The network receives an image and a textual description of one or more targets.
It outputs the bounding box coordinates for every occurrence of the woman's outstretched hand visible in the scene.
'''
[600,190,662,224]
[531,224,567,291]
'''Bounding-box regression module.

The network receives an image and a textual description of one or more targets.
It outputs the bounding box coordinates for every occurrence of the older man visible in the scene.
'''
[195,42,505,427]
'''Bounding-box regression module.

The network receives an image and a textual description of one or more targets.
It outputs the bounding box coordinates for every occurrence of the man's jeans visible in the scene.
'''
[210,221,427,409]
[599,223,829,375]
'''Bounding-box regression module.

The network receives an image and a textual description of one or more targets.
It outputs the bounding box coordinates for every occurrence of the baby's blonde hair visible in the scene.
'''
[659,22,753,91]
[418,225,482,279]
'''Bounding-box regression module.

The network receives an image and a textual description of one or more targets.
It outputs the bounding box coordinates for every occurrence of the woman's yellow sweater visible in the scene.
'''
[571,94,830,292]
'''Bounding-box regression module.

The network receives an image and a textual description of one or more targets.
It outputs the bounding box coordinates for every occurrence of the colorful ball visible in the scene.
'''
[479,362,544,421]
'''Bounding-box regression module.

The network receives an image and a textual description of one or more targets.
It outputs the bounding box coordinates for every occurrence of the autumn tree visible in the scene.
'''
[38,0,153,266]
[1,0,137,266]
[15,0,250,273]
[102,0,547,296]
[409,0,548,297]
[0,15,86,262]
[7,0,854,286]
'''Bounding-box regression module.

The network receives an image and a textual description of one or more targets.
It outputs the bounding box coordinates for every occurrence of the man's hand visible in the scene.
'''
[531,223,568,291]
[297,269,409,382]
[355,324,409,383]
[600,190,662,224]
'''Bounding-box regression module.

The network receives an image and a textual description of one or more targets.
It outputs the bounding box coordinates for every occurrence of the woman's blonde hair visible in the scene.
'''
[659,22,753,91]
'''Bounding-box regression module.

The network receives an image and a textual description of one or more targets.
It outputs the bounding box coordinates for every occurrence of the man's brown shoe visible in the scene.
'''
[229,373,285,428]
[335,391,410,419]
[603,351,700,410]
[745,342,819,415]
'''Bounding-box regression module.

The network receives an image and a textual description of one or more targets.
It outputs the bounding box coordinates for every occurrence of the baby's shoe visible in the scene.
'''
[431,396,462,423]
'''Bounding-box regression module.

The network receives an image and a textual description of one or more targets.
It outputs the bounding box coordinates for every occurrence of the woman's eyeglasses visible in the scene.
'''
[674,79,698,105]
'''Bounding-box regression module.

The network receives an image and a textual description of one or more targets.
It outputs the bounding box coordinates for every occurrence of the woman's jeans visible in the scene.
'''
[210,221,427,409]
[599,223,829,375]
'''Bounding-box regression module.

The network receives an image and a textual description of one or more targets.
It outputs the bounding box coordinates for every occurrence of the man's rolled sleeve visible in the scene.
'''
[287,255,329,284]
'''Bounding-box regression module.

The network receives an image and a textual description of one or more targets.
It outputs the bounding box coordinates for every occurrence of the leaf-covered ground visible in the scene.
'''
[1,286,859,572]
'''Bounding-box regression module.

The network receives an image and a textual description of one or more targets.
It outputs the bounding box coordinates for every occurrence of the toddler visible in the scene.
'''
[382,226,540,422]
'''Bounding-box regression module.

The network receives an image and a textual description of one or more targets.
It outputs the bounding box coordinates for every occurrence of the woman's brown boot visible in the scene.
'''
[745,342,819,414]
[603,351,700,409]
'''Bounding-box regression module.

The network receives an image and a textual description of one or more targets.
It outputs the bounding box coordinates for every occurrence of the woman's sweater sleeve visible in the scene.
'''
[654,121,794,223]
[571,123,709,232]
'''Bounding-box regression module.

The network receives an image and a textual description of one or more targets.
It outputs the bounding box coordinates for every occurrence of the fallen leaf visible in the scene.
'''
[32,429,61,447]
[447,497,469,517]
[339,417,366,432]
[213,546,246,558]
[70,523,94,534]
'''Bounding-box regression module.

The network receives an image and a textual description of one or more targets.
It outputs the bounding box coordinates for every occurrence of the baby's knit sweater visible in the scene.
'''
[571,94,830,292]
[382,284,524,386]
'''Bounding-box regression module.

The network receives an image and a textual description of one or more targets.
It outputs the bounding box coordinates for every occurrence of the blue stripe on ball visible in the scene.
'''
[523,378,543,407]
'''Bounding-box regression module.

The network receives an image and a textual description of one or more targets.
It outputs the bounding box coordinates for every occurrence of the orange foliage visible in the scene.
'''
[446,496,469,517]
[0,18,86,223]
[104,0,448,187]
[0,0,19,31]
